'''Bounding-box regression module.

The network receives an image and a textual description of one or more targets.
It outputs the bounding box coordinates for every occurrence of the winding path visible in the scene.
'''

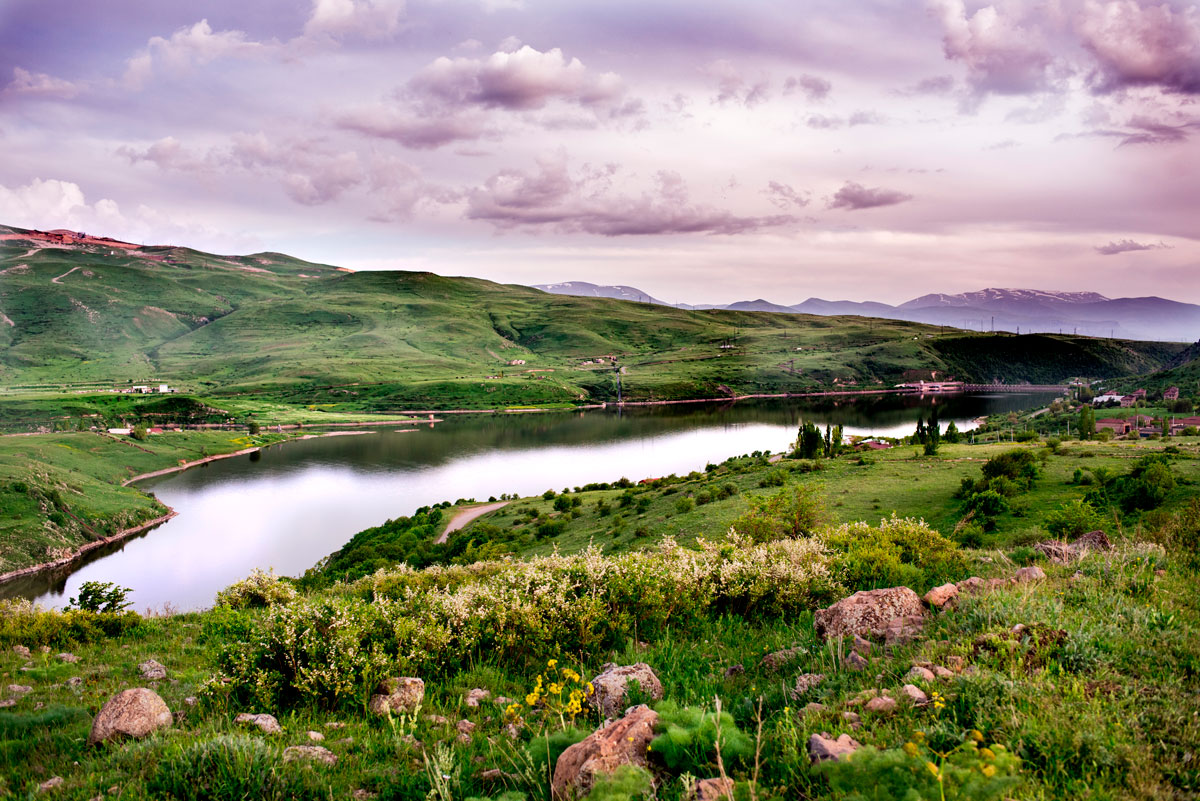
[436,501,509,544]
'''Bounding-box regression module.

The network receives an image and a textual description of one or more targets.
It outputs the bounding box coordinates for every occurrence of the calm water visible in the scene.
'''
[7,393,1055,610]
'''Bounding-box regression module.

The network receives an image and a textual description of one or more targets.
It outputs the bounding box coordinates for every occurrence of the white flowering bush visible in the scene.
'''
[214,569,299,609]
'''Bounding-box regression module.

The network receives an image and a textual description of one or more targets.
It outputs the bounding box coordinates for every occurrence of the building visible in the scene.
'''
[1119,395,1137,407]
[1095,418,1129,434]
[1093,393,1124,404]
[1164,386,1180,401]
[508,359,526,366]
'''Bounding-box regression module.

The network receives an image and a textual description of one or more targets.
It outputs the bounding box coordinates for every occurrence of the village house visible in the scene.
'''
[1093,393,1124,404]
[1164,386,1180,401]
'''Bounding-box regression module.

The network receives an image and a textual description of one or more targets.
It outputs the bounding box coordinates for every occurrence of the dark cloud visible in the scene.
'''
[1077,0,1200,95]
[1095,238,1171,255]
[827,180,913,210]
[783,73,832,101]
[336,107,490,149]
[466,156,795,236]
[1064,114,1200,146]
[765,181,809,210]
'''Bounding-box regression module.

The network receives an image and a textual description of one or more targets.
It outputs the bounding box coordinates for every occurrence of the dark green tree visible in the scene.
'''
[924,408,941,456]
[796,421,823,459]
[944,420,960,443]
[1077,405,1095,440]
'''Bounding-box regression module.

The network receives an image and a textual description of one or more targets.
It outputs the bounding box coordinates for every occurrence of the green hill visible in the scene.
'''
[1,224,1188,413]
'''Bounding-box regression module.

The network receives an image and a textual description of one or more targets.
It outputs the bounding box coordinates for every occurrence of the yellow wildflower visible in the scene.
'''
[903,742,919,757]
[925,761,940,778]
[982,764,996,778]
[970,729,984,742]
[980,748,995,760]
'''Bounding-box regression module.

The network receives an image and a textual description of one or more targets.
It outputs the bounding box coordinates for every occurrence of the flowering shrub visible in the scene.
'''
[825,516,967,592]
[214,569,298,610]
[0,598,140,647]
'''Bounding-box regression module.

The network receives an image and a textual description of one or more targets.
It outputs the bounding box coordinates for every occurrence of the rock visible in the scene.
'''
[852,634,873,654]
[845,651,868,672]
[56,652,79,663]
[803,702,825,714]
[552,705,658,799]
[1073,530,1111,551]
[38,776,64,792]
[923,583,958,609]
[1033,540,1073,562]
[932,666,954,680]
[326,721,346,729]
[427,714,449,725]
[944,655,964,671]
[7,684,32,694]
[352,791,378,800]
[955,576,985,595]
[183,696,197,707]
[283,745,337,766]
[590,663,663,718]
[723,664,745,678]
[883,615,926,646]
[67,677,83,687]
[235,713,282,734]
[456,719,476,736]
[789,673,825,700]
[368,677,425,716]
[695,777,735,801]
[504,722,522,740]
[761,647,803,671]
[841,711,861,728]
[1013,566,1046,583]
[138,660,167,680]
[13,645,30,659]
[808,732,860,764]
[307,730,325,741]
[864,696,897,715]
[900,684,929,705]
[465,688,490,707]
[88,688,172,745]
[0,699,14,708]
[495,696,514,706]
[39,645,50,654]
[814,587,925,640]
[906,666,935,682]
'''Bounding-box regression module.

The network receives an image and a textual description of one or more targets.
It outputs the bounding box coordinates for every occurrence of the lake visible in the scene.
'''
[6,392,1057,610]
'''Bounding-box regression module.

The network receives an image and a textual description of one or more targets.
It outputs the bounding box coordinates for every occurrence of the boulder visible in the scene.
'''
[900,684,929,705]
[1073,530,1111,551]
[235,713,282,734]
[1013,566,1047,583]
[465,688,490,707]
[590,663,663,718]
[761,647,803,671]
[955,576,985,594]
[789,673,825,700]
[865,696,897,715]
[56,652,79,663]
[88,688,172,745]
[283,745,337,766]
[883,615,926,646]
[906,666,935,682]
[923,583,958,608]
[552,705,658,799]
[814,587,924,640]
[808,733,860,764]
[723,664,745,678]
[845,651,868,672]
[13,645,30,659]
[368,677,424,716]
[695,777,735,801]
[138,660,167,680]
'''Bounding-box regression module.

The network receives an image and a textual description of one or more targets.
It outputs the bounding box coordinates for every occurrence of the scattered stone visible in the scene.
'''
[865,696,897,715]
[235,713,282,734]
[457,719,476,736]
[183,697,197,707]
[944,655,964,671]
[138,660,167,680]
[852,634,873,654]
[308,730,325,741]
[67,677,84,688]
[955,577,985,595]
[845,651,868,672]
[326,721,346,729]
[814,587,925,640]
[900,684,929,705]
[0,699,15,708]
[368,677,425,716]
[1074,530,1112,551]
[39,645,50,654]
[724,664,745,678]
[923,583,958,609]
[495,696,514,706]
[56,652,79,663]
[790,673,825,700]
[841,711,861,728]
[88,688,172,745]
[552,704,658,799]
[761,647,804,671]
[808,732,860,764]
[426,714,449,725]
[7,684,32,694]
[283,745,337,766]
[932,666,954,680]
[38,776,64,792]
[589,663,664,718]
[352,791,378,800]
[803,702,825,714]
[1033,540,1073,563]
[1013,566,1046,583]
[906,666,935,682]
[13,645,30,659]
[503,722,522,740]
[695,777,735,801]
[883,615,926,647]
[465,688,490,707]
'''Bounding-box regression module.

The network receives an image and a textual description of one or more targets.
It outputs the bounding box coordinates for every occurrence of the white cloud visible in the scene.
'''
[3,67,80,100]
[123,20,269,89]
[303,0,407,41]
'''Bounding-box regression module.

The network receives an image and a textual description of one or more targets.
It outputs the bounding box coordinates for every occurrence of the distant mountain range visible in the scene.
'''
[531,284,1200,343]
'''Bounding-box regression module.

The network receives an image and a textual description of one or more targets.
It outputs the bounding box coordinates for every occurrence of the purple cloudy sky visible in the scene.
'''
[1,0,1198,304]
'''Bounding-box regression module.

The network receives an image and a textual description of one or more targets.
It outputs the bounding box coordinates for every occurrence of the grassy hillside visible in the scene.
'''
[2,225,1187,416]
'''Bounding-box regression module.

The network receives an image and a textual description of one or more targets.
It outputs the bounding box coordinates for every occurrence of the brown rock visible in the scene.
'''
[814,587,925,640]
[13,645,30,659]
[456,719,476,736]
[923,583,958,608]
[7,684,32,694]
[761,647,804,671]
[695,777,735,801]
[900,684,929,705]
[1013,566,1047,583]
[789,673,825,700]
[307,730,325,741]
[864,696,897,714]
[368,677,425,716]
[883,615,926,646]
[56,652,79,663]
[955,576,985,594]
[590,663,663,718]
[803,702,825,714]
[465,688,490,707]
[0,699,14,708]
[723,664,745,678]
[1073,530,1111,552]
[932,666,954,680]
[852,634,873,654]
[138,660,167,680]
[944,655,964,671]
[38,776,64,793]
[808,732,860,763]
[283,745,337,765]
[906,665,935,682]
[841,711,861,728]
[235,713,282,734]
[552,705,658,799]
[88,688,172,745]
[845,651,868,672]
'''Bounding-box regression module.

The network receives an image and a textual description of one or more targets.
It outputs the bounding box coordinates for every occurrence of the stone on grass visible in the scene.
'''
[841,711,861,728]
[456,719,476,735]
[933,666,954,679]
[235,713,282,734]
[1073,530,1111,551]
[56,652,79,663]
[0,699,14,708]
[590,663,663,718]
[790,673,825,700]
[865,696,897,715]
[552,704,657,799]
[88,688,172,745]
[67,677,83,688]
[368,677,425,716]
[427,714,449,725]
[138,660,167,680]
[803,702,825,714]
[7,684,32,694]
[761,647,804,671]
[901,684,929,705]
[724,664,745,678]
[907,666,935,682]
[695,777,735,801]
[465,688,490,707]
[38,776,64,792]
[814,587,924,640]
[945,655,964,671]
[883,615,926,646]
[852,634,873,654]
[13,645,30,659]
[955,577,985,595]
[923,583,958,608]
[283,745,337,766]
[307,730,324,741]
[808,732,860,764]
[1013,566,1047,583]
[845,651,868,672]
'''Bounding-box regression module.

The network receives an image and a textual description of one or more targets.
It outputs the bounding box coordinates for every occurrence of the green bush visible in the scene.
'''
[0,599,140,647]
[1043,500,1106,540]
[730,484,827,543]
[817,736,1021,801]
[149,735,319,801]
[67,580,132,613]
[981,449,1040,490]
[215,570,298,610]
[649,700,754,774]
[825,516,967,592]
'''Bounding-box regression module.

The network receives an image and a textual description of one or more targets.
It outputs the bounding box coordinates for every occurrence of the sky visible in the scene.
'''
[0,0,1198,305]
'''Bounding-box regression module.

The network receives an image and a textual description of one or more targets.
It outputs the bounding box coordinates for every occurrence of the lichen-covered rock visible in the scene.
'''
[283,745,337,765]
[900,684,929,705]
[56,652,79,663]
[13,645,30,659]
[589,663,663,718]
[695,777,735,801]
[814,587,924,640]
[1013,566,1047,583]
[906,665,935,682]
[865,695,897,714]
[1073,530,1111,551]
[761,647,804,672]
[138,660,167,680]
[923,583,958,608]
[845,651,868,672]
[808,732,860,763]
[552,704,658,799]
[88,688,172,745]
[789,673,825,700]
[368,677,424,716]
[883,615,926,646]
[465,688,490,707]
[955,576,985,594]
[235,713,282,734]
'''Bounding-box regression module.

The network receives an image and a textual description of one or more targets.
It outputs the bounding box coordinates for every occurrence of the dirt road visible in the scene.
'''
[436,501,510,544]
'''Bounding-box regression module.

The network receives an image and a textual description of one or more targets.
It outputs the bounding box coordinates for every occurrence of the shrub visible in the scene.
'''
[981,449,1039,489]
[824,516,967,592]
[758,469,788,488]
[0,599,140,647]
[148,735,318,801]
[215,569,298,610]
[67,580,132,613]
[674,497,694,514]
[730,484,827,543]
[1043,500,1106,540]
[649,700,754,774]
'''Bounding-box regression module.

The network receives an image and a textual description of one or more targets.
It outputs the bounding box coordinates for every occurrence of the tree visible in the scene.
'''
[913,416,927,445]
[795,421,823,459]
[924,409,941,456]
[826,424,843,458]
[1077,406,1095,440]
[247,420,261,435]
[1161,416,1170,438]
[944,420,961,444]
[130,425,148,441]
